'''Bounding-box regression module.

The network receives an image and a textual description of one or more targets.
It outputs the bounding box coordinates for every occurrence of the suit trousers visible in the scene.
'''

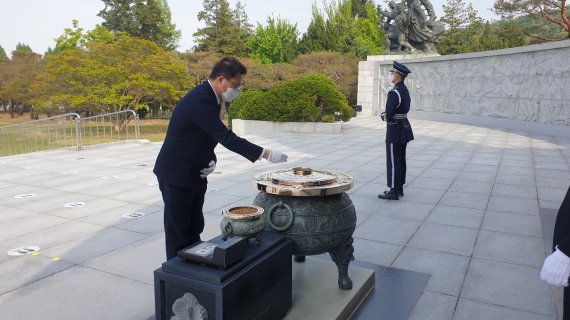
[386,142,407,189]
[159,180,207,260]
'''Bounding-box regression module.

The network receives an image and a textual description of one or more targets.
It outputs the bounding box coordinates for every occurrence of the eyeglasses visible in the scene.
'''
[225,77,245,89]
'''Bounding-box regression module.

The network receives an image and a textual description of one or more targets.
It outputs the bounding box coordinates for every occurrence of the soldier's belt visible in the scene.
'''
[392,114,407,119]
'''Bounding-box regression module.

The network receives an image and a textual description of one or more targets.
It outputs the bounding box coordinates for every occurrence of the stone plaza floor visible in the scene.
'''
[0,114,569,319]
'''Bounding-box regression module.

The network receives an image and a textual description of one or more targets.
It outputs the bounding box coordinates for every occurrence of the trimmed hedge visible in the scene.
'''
[228,73,355,124]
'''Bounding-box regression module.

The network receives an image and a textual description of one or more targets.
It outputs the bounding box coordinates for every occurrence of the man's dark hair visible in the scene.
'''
[209,57,247,80]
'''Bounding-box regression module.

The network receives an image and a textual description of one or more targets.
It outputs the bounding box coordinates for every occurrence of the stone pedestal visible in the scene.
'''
[154,232,294,320]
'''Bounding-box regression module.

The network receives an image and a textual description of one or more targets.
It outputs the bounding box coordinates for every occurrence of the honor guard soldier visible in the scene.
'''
[541,185,570,319]
[378,61,414,200]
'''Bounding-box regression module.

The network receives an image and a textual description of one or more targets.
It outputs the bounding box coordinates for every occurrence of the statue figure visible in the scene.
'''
[378,1,416,53]
[379,0,445,54]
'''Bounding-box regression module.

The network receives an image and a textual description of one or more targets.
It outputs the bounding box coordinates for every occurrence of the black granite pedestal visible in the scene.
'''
[154,232,294,320]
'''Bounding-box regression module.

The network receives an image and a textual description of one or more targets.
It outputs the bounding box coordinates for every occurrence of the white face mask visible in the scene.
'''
[387,73,395,83]
[222,87,240,102]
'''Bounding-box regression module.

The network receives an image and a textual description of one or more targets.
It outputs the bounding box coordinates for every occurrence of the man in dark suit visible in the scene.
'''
[541,186,570,319]
[154,57,288,260]
[378,61,414,201]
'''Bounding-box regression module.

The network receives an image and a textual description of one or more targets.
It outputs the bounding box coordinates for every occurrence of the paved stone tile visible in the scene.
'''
[397,187,445,205]
[482,210,542,237]
[409,290,457,320]
[487,195,539,215]
[0,213,69,242]
[497,166,535,176]
[491,183,537,199]
[78,203,162,226]
[41,228,147,264]
[408,223,478,256]
[354,216,420,245]
[349,193,389,216]
[535,168,570,180]
[3,220,105,249]
[469,157,501,166]
[376,201,435,221]
[406,176,454,191]
[419,168,460,180]
[454,298,553,320]
[448,180,493,195]
[456,171,496,183]
[429,161,465,171]
[500,159,534,168]
[0,206,36,224]
[0,254,74,294]
[113,211,163,235]
[462,163,497,174]
[439,191,489,210]
[426,206,484,229]
[392,247,469,296]
[495,173,536,187]
[0,266,154,320]
[473,230,545,267]
[82,234,164,284]
[461,258,552,316]
[537,187,568,202]
[537,176,570,189]
[352,238,402,267]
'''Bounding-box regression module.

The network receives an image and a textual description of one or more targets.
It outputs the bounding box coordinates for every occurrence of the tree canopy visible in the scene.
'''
[193,0,253,55]
[97,0,181,50]
[30,35,192,115]
[493,0,570,41]
[247,16,299,64]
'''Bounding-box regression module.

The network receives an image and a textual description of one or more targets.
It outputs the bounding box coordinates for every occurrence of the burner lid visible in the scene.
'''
[253,167,353,196]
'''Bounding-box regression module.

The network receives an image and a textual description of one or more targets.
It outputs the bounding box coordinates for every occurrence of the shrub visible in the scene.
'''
[229,73,355,124]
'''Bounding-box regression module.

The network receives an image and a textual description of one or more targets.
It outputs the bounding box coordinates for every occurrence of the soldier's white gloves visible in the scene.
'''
[380,112,387,121]
[268,150,288,163]
[540,247,570,286]
[200,160,216,178]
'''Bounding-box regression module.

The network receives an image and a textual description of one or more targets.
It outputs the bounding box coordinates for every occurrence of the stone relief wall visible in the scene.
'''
[357,40,570,126]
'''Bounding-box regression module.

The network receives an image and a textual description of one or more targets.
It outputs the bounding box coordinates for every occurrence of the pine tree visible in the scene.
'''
[98,0,180,50]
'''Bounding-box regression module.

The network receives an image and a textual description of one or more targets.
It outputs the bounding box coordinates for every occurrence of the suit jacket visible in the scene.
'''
[553,186,570,253]
[154,82,263,189]
[384,82,414,144]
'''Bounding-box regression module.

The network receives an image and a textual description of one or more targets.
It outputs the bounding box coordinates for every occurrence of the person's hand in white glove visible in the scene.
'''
[267,150,288,163]
[199,160,216,178]
[540,246,570,286]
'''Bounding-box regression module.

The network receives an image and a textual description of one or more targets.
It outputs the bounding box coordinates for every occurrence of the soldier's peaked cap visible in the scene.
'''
[391,61,412,76]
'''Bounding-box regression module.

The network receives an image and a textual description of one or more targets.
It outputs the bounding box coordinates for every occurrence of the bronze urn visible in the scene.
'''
[252,167,356,290]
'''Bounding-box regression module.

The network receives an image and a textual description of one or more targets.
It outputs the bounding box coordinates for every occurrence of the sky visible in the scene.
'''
[1,0,499,57]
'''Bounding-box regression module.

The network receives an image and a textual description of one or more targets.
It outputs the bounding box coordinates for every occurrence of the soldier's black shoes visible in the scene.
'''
[384,188,404,197]
[378,188,399,200]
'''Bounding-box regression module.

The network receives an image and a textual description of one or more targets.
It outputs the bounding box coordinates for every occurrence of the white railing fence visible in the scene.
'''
[0,110,140,157]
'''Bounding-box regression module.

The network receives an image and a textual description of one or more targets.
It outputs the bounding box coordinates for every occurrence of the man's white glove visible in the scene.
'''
[268,150,288,163]
[380,112,387,122]
[200,160,216,178]
[540,247,570,286]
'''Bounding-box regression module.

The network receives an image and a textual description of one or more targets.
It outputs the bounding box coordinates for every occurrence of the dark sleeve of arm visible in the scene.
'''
[195,104,263,163]
[384,91,399,121]
[555,187,570,254]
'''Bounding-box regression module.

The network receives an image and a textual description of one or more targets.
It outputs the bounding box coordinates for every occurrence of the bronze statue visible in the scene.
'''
[379,0,444,54]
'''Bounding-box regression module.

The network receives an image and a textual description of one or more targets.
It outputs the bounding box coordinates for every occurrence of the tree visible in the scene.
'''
[50,21,119,56]
[15,43,33,53]
[247,16,299,64]
[493,0,570,41]
[98,0,181,50]
[193,0,252,55]
[0,49,44,118]
[0,46,7,61]
[299,0,383,59]
[31,36,192,127]
[438,0,486,54]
